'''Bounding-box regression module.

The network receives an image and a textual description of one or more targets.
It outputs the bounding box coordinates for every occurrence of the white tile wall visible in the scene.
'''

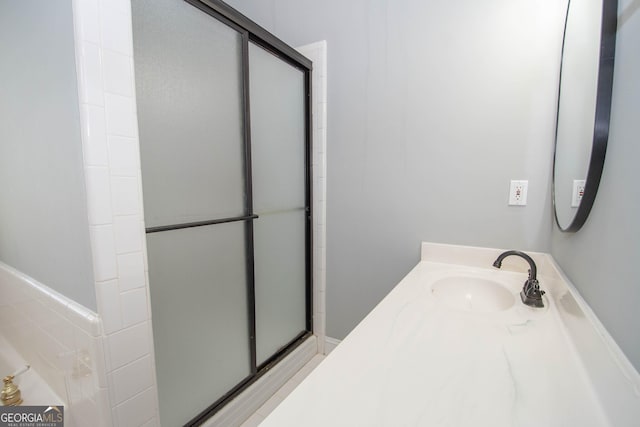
[0,262,106,427]
[85,167,114,225]
[119,289,148,328]
[90,225,118,281]
[106,322,150,373]
[113,216,143,254]
[111,177,140,216]
[96,280,123,335]
[107,136,140,176]
[117,253,145,291]
[104,94,137,137]
[110,355,154,405]
[114,387,157,427]
[0,6,327,427]
[78,41,104,106]
[71,0,160,425]
[296,41,328,354]
[81,104,109,166]
[102,50,134,97]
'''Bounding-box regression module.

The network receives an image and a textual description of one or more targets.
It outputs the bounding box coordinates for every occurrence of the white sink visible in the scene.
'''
[431,276,515,313]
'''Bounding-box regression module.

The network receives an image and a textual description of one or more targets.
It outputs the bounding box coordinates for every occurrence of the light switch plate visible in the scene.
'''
[509,180,528,206]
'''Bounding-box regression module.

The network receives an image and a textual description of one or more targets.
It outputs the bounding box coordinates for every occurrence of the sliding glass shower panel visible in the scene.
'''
[146,224,251,427]
[253,210,307,364]
[249,44,306,213]
[133,0,246,228]
[133,0,253,425]
[249,43,307,365]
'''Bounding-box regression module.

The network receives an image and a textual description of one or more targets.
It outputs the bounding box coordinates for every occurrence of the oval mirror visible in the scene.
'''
[553,0,618,232]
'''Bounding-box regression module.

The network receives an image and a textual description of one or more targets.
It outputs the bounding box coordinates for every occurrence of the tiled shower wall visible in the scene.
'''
[0,263,108,427]
[296,41,328,354]
[0,3,326,427]
[71,0,160,425]
[71,1,327,425]
[0,0,159,425]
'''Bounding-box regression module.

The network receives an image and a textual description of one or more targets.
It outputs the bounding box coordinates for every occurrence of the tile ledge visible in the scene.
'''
[0,261,100,331]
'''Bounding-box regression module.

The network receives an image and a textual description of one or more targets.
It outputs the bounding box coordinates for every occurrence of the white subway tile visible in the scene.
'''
[95,388,113,427]
[56,317,76,353]
[64,369,85,405]
[100,6,133,56]
[85,167,113,225]
[33,332,67,395]
[140,417,159,427]
[110,355,154,404]
[75,0,100,44]
[69,395,101,427]
[120,288,148,327]
[102,49,134,97]
[314,151,325,176]
[108,322,151,370]
[115,387,156,427]
[101,0,132,16]
[94,337,109,389]
[43,292,69,318]
[111,408,119,427]
[64,303,100,337]
[111,176,140,216]
[74,328,108,388]
[113,216,143,254]
[78,42,104,106]
[81,363,101,401]
[90,225,118,281]
[144,288,153,337]
[316,102,326,130]
[96,280,122,335]
[81,104,108,166]
[105,94,137,137]
[108,135,139,175]
[317,290,326,315]
[313,128,326,153]
[136,173,146,213]
[117,252,145,291]
[317,76,327,99]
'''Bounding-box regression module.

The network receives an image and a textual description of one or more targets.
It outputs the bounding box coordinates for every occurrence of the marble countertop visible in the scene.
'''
[260,243,640,427]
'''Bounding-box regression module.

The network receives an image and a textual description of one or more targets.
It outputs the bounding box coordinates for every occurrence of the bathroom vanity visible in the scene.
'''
[260,243,640,427]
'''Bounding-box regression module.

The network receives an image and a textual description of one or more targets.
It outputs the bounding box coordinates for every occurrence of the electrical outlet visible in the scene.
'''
[571,179,586,207]
[509,180,528,206]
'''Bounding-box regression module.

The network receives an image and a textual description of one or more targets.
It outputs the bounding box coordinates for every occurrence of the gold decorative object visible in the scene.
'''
[1,375,23,406]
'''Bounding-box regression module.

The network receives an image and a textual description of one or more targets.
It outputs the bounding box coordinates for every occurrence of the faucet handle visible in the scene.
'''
[521,278,545,308]
[11,365,30,378]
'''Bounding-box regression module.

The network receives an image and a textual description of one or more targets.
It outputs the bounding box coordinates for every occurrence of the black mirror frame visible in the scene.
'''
[553,0,618,232]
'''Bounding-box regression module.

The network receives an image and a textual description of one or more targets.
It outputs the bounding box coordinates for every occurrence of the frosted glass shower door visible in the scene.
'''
[133,0,251,425]
[134,0,312,422]
[249,43,308,366]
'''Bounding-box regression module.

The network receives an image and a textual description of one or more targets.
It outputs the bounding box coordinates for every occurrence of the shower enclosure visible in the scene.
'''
[132,0,312,424]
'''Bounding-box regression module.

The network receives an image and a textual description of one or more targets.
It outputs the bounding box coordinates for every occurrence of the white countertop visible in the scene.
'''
[260,243,640,427]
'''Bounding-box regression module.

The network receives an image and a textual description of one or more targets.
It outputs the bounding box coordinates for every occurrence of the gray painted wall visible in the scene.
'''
[551,0,640,372]
[0,0,96,310]
[226,0,567,339]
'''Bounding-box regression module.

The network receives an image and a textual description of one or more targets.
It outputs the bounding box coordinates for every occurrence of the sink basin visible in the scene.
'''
[431,276,515,313]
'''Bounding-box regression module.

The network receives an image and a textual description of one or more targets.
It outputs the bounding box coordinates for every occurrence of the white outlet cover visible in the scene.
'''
[572,179,586,207]
[509,180,528,206]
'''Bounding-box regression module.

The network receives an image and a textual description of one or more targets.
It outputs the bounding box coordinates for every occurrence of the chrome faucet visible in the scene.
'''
[493,250,545,308]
